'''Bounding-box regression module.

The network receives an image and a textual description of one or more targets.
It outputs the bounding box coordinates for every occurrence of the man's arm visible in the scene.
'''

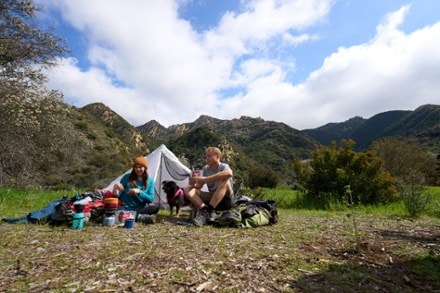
[195,168,233,186]
[208,169,233,182]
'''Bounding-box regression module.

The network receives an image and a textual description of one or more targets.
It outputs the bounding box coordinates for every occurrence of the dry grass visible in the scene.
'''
[1,210,439,292]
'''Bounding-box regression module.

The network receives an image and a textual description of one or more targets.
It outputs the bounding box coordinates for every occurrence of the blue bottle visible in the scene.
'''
[72,212,84,229]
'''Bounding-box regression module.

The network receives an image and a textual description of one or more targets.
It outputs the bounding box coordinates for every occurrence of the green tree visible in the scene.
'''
[371,137,433,184]
[1,0,67,100]
[0,0,74,187]
[247,166,279,189]
[306,139,397,204]
[292,157,310,191]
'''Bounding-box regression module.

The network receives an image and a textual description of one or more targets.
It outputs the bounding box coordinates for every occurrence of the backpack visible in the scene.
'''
[214,210,242,227]
[50,201,75,223]
[214,199,278,228]
[50,194,105,224]
[244,199,278,222]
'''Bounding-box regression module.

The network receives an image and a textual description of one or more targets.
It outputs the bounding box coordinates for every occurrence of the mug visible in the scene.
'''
[124,218,134,229]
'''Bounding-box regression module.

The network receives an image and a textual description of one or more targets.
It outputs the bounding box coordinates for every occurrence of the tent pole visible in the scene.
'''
[158,154,163,210]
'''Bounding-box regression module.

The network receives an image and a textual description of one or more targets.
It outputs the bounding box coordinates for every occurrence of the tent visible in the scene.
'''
[104,144,192,209]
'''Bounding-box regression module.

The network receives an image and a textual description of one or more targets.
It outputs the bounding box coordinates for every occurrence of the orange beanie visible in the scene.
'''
[133,156,148,169]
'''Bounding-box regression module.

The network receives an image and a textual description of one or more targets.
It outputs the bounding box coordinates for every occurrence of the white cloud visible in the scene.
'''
[282,33,320,47]
[296,5,440,126]
[203,0,331,57]
[40,1,440,130]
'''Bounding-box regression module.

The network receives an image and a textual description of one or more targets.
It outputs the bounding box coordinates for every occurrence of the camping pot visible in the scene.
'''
[103,215,115,226]
[104,197,119,209]
[72,212,84,229]
[118,210,131,224]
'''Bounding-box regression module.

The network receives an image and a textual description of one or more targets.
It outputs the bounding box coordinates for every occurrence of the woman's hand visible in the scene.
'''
[112,183,124,196]
[128,188,140,195]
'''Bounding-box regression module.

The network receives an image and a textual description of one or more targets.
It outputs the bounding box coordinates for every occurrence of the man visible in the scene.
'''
[184,147,234,226]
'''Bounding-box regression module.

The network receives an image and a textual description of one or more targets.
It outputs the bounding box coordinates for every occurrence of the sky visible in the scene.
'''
[35,0,440,130]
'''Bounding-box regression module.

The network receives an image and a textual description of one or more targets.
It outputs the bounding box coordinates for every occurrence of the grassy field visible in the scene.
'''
[0,187,439,292]
[1,186,440,219]
[263,186,440,217]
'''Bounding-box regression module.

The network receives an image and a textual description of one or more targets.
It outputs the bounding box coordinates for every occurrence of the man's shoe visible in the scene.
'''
[208,210,217,222]
[192,207,209,227]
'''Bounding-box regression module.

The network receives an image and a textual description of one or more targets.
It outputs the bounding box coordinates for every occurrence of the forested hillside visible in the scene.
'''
[303,104,440,152]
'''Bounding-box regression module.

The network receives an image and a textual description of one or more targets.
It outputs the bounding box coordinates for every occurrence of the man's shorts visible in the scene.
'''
[199,189,233,211]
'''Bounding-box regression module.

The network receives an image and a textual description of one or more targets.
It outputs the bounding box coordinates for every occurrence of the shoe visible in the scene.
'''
[208,210,217,222]
[137,214,156,224]
[192,207,209,227]
[147,214,157,224]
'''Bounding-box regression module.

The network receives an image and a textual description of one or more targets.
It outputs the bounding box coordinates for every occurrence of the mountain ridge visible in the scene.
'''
[136,104,440,154]
[75,103,440,187]
[302,104,440,152]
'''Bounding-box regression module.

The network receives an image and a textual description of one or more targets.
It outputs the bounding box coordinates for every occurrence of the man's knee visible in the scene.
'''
[184,185,194,196]
[184,186,200,200]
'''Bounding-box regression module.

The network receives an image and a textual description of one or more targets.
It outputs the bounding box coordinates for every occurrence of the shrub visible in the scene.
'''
[397,172,432,217]
[371,137,438,185]
[74,122,88,131]
[247,166,279,188]
[304,139,398,205]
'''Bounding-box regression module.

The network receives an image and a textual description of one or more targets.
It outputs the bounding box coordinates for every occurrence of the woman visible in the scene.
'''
[112,156,158,224]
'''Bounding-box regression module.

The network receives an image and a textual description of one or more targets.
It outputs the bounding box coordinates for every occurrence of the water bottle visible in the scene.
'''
[72,212,84,229]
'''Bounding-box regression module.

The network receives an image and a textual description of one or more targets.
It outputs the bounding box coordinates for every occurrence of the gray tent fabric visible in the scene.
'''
[104,144,192,209]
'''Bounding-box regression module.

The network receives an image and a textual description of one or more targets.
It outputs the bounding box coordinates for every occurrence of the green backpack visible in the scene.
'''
[240,204,272,228]
[214,210,242,227]
[214,199,278,228]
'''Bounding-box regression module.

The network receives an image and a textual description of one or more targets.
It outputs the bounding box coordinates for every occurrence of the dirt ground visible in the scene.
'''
[1,210,439,292]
